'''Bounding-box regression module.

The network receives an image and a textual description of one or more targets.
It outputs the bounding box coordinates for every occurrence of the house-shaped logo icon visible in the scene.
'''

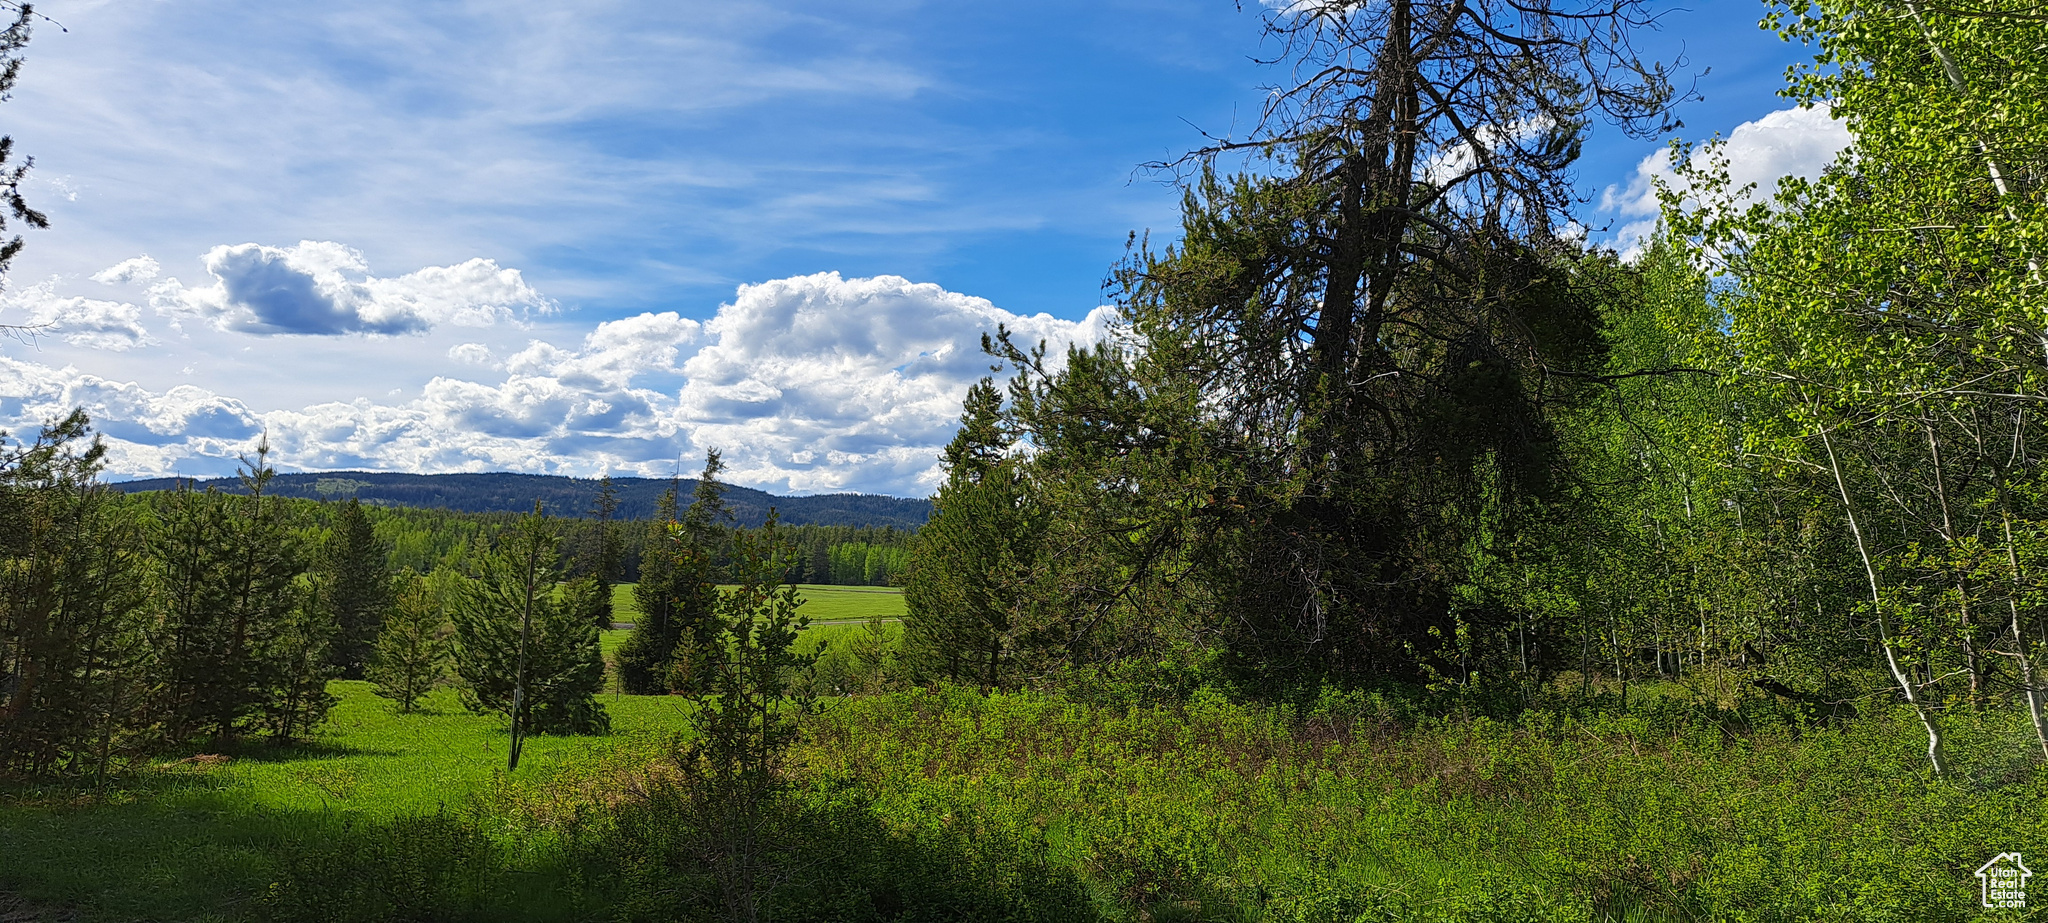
[1977,853,2032,910]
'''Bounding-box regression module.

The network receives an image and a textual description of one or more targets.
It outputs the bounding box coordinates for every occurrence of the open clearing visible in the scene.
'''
[0,682,691,921]
[607,582,904,626]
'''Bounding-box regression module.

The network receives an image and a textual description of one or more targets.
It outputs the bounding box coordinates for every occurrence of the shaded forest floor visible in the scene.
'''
[2,680,2043,922]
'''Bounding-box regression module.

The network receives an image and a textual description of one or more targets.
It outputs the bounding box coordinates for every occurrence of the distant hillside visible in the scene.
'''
[107,471,931,529]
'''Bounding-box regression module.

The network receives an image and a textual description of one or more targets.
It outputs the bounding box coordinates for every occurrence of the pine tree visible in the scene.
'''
[263,574,336,742]
[322,497,393,680]
[151,439,324,744]
[581,475,624,629]
[0,411,151,777]
[667,452,733,692]
[560,573,610,654]
[0,2,47,284]
[675,509,815,922]
[619,488,684,694]
[369,572,451,713]
[903,380,1040,687]
[807,541,831,586]
[451,506,607,749]
[619,453,729,694]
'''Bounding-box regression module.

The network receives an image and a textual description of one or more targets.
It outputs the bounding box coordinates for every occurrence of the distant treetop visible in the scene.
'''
[107,470,931,529]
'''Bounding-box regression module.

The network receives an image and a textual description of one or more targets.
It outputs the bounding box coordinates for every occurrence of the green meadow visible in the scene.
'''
[4,676,2041,922]
[2,579,2039,922]
[599,583,902,692]
[605,582,906,626]
[0,682,683,921]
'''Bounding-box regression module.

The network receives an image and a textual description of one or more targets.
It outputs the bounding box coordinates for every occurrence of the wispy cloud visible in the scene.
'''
[90,255,158,285]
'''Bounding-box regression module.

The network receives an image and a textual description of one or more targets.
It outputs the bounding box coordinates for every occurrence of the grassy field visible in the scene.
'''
[6,592,2038,923]
[4,676,2045,922]
[0,682,692,921]
[607,582,904,626]
[597,586,901,692]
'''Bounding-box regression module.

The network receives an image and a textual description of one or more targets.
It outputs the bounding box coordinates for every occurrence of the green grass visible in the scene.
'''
[607,580,638,622]
[0,682,694,921]
[600,627,629,660]
[12,670,2036,922]
[798,619,903,656]
[598,585,901,694]
[607,582,904,626]
[804,688,2048,922]
[779,584,905,624]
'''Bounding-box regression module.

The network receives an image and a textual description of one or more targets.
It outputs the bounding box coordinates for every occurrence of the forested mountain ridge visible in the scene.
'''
[105,470,930,528]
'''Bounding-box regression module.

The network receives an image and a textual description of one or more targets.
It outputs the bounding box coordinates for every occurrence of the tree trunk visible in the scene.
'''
[1821,427,1949,776]
[1998,501,2048,761]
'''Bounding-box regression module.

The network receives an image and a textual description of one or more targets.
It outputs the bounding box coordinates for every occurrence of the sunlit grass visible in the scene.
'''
[0,682,692,921]
[607,582,904,626]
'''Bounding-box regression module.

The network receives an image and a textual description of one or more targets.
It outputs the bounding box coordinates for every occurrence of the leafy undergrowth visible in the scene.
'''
[796,686,2048,923]
[2,682,2043,922]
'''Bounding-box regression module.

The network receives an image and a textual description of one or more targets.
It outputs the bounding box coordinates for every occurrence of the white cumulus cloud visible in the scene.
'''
[151,240,555,336]
[676,272,1113,493]
[447,342,497,366]
[1599,104,1853,256]
[1,278,156,351]
[91,255,161,285]
[5,272,1114,496]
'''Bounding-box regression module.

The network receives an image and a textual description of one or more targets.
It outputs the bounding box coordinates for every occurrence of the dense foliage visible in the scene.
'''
[898,0,2048,783]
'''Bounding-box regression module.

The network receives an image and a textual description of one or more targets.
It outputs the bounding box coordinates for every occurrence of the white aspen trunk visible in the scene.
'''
[1821,427,1950,776]
[1999,507,2048,760]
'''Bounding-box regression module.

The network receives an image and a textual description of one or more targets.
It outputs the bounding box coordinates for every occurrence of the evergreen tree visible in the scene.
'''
[0,1,46,286]
[0,411,151,777]
[618,453,728,694]
[674,509,815,922]
[666,451,733,693]
[322,497,393,679]
[264,573,336,742]
[559,573,611,654]
[581,474,624,629]
[807,541,831,586]
[450,506,607,744]
[959,0,1683,693]
[618,487,684,694]
[151,439,325,744]
[904,380,1041,687]
[370,572,451,713]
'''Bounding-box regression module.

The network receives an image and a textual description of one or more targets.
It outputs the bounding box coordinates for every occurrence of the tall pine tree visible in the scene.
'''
[370,571,452,713]
[903,380,1041,687]
[151,439,331,744]
[0,411,151,776]
[618,453,729,694]
[322,498,393,680]
[451,506,607,742]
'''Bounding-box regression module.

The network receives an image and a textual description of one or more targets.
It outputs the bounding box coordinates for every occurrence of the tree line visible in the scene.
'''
[362,502,908,588]
[0,422,612,775]
[0,421,856,775]
[899,0,2048,776]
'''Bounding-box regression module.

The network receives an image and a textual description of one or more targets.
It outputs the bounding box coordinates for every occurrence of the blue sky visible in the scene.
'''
[0,0,1850,497]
